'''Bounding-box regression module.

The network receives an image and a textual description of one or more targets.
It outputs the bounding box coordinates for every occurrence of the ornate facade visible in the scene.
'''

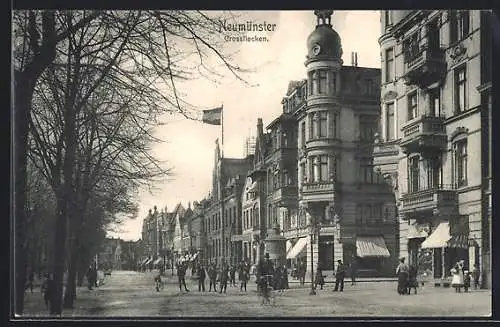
[292,11,397,276]
[373,10,492,287]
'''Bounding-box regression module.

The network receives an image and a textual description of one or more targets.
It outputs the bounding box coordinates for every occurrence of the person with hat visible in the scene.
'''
[334,259,345,292]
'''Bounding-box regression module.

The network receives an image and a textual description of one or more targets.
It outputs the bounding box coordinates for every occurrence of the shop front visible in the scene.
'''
[286,236,308,268]
[406,220,430,268]
[420,220,471,284]
[354,235,391,277]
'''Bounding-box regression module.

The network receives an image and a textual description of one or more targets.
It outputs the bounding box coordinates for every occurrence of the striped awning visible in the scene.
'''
[286,237,308,259]
[286,240,293,253]
[190,252,199,261]
[144,258,153,265]
[356,236,390,258]
[447,235,474,249]
[140,258,149,265]
[421,222,451,249]
[153,258,162,265]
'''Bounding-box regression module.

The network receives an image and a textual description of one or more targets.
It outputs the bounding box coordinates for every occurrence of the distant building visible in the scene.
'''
[205,140,253,265]
[373,10,492,287]
[97,237,122,270]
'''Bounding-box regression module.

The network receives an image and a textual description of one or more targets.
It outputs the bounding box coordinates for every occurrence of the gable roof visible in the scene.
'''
[221,158,252,186]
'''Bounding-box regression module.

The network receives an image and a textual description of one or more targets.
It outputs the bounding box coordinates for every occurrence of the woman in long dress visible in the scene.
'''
[396,257,409,295]
[451,261,465,292]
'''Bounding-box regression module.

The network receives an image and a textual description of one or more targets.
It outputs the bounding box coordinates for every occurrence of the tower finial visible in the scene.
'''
[314,10,334,27]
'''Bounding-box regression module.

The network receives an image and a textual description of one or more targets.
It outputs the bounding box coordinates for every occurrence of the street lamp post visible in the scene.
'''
[309,226,316,295]
[171,246,174,276]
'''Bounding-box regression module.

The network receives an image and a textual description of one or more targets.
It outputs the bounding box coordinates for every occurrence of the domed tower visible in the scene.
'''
[305,10,343,99]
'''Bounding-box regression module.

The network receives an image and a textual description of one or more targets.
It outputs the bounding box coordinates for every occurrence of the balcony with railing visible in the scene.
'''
[400,115,447,153]
[273,185,298,202]
[300,181,336,202]
[373,139,400,158]
[403,44,446,88]
[400,185,458,216]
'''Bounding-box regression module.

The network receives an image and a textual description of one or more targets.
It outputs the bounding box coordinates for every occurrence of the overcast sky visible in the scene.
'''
[108,10,381,241]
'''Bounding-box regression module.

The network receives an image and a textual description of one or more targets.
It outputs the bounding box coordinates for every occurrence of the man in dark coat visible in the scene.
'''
[229,265,237,287]
[350,257,357,285]
[41,273,54,310]
[239,261,250,292]
[219,261,229,294]
[177,262,190,292]
[334,259,345,292]
[86,265,94,290]
[208,263,218,292]
[197,264,206,292]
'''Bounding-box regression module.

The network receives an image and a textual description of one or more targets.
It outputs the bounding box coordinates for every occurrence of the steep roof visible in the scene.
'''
[221,157,252,185]
[286,80,303,95]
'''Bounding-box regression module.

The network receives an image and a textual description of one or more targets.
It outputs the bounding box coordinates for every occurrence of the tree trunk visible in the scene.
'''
[13,73,35,316]
[63,215,81,308]
[49,102,78,314]
[49,196,68,315]
[63,251,77,309]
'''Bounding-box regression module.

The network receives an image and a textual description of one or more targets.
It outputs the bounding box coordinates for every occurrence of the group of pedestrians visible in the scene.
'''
[176,259,253,294]
[396,257,482,295]
[451,260,481,293]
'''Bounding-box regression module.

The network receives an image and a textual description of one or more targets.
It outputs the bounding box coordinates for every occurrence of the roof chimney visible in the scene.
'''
[355,52,358,67]
[351,52,355,66]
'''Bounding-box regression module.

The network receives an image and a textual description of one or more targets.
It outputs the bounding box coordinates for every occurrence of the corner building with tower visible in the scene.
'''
[271,10,398,276]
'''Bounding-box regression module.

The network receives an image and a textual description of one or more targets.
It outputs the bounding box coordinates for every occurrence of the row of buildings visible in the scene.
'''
[140,10,491,287]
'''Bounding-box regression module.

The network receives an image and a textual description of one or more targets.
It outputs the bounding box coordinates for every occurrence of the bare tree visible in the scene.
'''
[21,10,252,314]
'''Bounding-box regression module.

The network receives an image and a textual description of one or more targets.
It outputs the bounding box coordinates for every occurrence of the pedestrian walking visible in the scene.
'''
[239,261,249,292]
[26,270,34,293]
[472,264,481,290]
[177,262,190,292]
[396,257,409,295]
[281,265,289,290]
[197,264,206,292]
[219,262,229,294]
[86,265,94,290]
[299,260,306,286]
[208,264,218,292]
[350,257,357,286]
[229,265,236,287]
[154,274,163,292]
[334,259,345,292]
[407,264,418,295]
[41,273,54,311]
[315,263,325,290]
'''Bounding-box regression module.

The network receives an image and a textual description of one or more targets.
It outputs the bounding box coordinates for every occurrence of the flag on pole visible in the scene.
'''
[202,107,223,125]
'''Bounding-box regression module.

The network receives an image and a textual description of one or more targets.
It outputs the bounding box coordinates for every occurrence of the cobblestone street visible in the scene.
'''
[23,271,491,318]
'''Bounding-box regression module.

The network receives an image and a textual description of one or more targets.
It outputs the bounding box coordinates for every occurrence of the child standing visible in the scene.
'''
[464,271,471,292]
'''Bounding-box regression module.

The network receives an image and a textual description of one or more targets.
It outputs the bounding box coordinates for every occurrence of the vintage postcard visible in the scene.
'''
[11,9,492,319]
